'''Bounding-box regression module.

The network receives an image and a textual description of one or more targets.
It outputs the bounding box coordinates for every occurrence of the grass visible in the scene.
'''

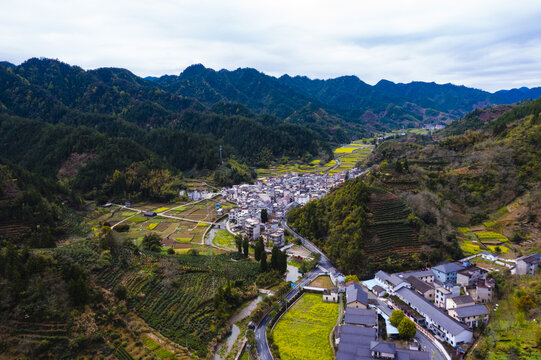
[272,293,338,360]
[213,230,236,249]
[142,335,175,359]
[127,215,147,223]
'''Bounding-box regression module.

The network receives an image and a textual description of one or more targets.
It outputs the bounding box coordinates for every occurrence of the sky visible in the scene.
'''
[1,0,541,92]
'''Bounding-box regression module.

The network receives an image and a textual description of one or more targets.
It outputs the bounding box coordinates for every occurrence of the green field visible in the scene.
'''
[212,230,236,249]
[272,293,338,360]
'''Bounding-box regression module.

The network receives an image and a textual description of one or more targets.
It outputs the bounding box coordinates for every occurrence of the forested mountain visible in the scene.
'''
[150,64,541,132]
[288,97,541,278]
[0,58,335,201]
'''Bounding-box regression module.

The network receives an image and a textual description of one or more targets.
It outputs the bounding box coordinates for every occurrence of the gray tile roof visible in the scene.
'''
[452,304,489,318]
[396,269,435,279]
[395,287,470,337]
[432,262,465,274]
[344,307,377,326]
[370,341,396,353]
[406,276,434,294]
[449,295,475,306]
[346,283,368,305]
[376,270,405,286]
[396,349,431,360]
[517,253,541,264]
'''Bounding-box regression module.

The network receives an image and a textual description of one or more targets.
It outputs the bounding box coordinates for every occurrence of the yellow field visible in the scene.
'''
[273,293,338,360]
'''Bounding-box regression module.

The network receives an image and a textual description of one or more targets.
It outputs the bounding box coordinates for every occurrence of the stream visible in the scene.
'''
[214,295,263,360]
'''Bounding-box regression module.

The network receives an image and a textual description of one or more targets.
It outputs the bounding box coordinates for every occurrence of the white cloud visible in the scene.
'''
[1,0,540,91]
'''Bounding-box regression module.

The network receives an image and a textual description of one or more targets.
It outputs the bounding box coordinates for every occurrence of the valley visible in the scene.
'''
[0,58,540,360]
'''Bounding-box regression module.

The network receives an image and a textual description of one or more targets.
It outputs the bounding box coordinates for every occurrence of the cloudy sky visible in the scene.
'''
[1,0,541,91]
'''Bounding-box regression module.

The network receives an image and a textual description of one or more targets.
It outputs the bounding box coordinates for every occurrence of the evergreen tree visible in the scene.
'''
[260,252,267,272]
[68,276,88,306]
[142,233,162,252]
[254,238,264,261]
[261,209,268,223]
[235,235,243,253]
[271,246,279,270]
[278,250,288,274]
[243,237,249,257]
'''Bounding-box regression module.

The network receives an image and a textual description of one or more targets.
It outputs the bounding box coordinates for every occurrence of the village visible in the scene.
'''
[297,251,540,360]
[222,167,366,247]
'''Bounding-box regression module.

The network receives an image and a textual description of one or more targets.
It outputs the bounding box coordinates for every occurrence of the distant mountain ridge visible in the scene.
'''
[149,64,541,131]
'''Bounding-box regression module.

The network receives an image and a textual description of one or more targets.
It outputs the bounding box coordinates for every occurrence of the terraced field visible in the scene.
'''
[365,191,420,258]
[79,246,260,357]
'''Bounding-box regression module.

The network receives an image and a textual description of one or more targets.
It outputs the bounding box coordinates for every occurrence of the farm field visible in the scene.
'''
[457,227,512,257]
[309,275,334,289]
[212,230,236,249]
[365,191,420,258]
[85,197,232,251]
[272,293,338,360]
[256,141,373,178]
[54,242,260,357]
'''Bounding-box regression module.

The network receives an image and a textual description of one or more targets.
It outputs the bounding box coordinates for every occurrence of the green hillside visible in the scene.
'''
[287,179,423,277]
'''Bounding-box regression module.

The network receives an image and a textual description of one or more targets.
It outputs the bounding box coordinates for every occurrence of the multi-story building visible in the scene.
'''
[432,262,465,283]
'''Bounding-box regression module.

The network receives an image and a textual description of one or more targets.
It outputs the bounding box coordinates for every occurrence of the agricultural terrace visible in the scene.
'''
[329,142,373,175]
[54,242,259,357]
[365,191,420,259]
[272,293,338,360]
[256,141,373,177]
[457,227,512,256]
[85,197,235,253]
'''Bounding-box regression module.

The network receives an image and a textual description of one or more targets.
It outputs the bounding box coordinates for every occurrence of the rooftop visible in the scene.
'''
[344,307,377,327]
[395,287,470,337]
[347,283,368,305]
[406,276,434,294]
[452,304,489,318]
[433,262,465,274]
[449,295,475,306]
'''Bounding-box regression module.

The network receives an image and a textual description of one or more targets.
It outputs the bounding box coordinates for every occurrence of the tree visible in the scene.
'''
[235,235,243,253]
[243,237,249,257]
[390,310,405,327]
[261,209,268,223]
[271,246,280,271]
[345,275,360,283]
[260,252,268,272]
[517,294,536,312]
[397,317,417,340]
[68,276,88,306]
[254,238,264,261]
[142,233,162,252]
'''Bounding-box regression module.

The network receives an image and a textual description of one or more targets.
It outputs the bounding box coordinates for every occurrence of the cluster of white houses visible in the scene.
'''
[223,169,364,247]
